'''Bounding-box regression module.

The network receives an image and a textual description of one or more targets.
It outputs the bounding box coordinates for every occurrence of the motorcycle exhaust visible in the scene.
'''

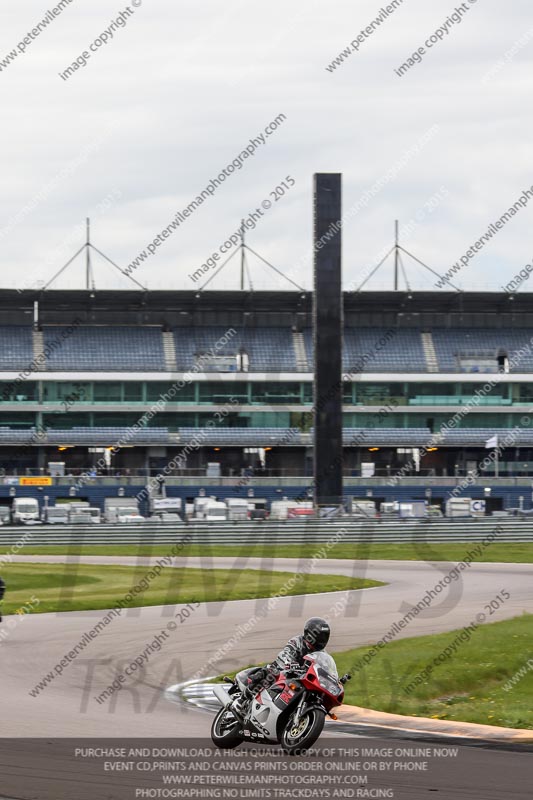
[212,684,232,706]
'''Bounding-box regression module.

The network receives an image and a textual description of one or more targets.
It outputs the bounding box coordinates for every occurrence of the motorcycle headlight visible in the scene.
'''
[318,677,341,695]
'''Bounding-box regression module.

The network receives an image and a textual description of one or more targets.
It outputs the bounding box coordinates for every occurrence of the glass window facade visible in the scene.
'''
[0,381,37,402]
[355,383,401,404]
[124,382,144,402]
[251,382,301,404]
[40,382,92,403]
[0,412,35,428]
[199,382,248,404]
[145,381,194,402]
[43,413,92,429]
[2,379,532,434]
[94,382,121,402]
[345,411,402,428]
[518,383,533,403]
[5,380,533,408]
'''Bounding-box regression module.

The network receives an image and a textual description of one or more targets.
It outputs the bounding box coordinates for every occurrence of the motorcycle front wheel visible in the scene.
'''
[280,708,325,755]
[210,707,244,749]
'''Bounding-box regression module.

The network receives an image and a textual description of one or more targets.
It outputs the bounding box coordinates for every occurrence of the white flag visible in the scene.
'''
[485,434,498,449]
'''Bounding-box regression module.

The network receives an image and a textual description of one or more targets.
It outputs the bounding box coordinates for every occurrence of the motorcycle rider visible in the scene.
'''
[233,617,331,718]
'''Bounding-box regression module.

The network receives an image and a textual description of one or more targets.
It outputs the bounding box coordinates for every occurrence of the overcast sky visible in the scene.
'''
[0,0,532,293]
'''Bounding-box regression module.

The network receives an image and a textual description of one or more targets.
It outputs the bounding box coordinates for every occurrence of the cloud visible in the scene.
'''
[0,0,532,292]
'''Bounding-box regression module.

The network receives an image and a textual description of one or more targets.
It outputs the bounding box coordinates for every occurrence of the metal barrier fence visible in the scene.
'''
[0,518,531,546]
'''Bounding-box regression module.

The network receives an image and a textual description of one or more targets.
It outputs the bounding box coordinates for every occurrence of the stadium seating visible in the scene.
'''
[0,326,34,370]
[4,324,533,374]
[173,326,297,371]
[343,427,431,446]
[43,326,166,371]
[178,426,305,445]
[303,328,426,372]
[432,329,533,372]
[2,424,533,448]
[342,328,426,372]
[47,427,172,444]
[0,426,172,444]
[440,428,533,446]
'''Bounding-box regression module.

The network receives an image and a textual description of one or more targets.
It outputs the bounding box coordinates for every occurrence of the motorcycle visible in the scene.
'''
[211,651,351,755]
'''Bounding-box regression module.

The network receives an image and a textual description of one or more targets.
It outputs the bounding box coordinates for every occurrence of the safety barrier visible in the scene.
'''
[0,518,530,546]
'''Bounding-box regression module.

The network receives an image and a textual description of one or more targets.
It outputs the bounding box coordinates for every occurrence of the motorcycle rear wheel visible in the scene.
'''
[211,707,244,749]
[280,708,325,755]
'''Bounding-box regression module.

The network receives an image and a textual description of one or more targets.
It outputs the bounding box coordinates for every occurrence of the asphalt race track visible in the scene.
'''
[1,556,532,798]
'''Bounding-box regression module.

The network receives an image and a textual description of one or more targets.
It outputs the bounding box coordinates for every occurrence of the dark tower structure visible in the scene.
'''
[313,173,343,506]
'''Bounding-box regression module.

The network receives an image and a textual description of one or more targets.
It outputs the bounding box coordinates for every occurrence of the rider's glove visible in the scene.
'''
[284,663,304,678]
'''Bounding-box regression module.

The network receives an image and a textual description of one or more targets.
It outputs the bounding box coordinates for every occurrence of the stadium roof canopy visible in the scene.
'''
[0,289,531,325]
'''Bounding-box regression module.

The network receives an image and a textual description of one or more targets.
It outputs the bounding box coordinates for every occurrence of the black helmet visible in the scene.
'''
[303,617,330,651]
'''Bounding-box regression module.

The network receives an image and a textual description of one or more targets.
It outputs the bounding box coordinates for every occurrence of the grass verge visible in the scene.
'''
[1,542,533,562]
[0,563,382,615]
[335,613,533,730]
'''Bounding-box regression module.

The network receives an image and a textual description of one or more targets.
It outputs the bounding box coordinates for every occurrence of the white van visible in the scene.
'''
[204,501,228,522]
[12,498,40,525]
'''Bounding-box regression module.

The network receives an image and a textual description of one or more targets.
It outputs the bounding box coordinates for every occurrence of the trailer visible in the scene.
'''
[204,501,228,522]
[151,497,182,520]
[87,507,101,524]
[445,497,473,518]
[68,507,93,524]
[270,500,313,520]
[398,501,426,519]
[351,500,377,518]
[104,497,139,523]
[42,506,69,524]
[225,498,249,521]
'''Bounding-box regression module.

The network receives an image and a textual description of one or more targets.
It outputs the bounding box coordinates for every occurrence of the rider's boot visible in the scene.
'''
[231,686,253,720]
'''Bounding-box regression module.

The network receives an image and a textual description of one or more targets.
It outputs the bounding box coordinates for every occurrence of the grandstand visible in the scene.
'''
[1,287,533,512]
[43,326,166,371]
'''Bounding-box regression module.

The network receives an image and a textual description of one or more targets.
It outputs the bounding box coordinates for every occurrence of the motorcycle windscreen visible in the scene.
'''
[306,651,339,679]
